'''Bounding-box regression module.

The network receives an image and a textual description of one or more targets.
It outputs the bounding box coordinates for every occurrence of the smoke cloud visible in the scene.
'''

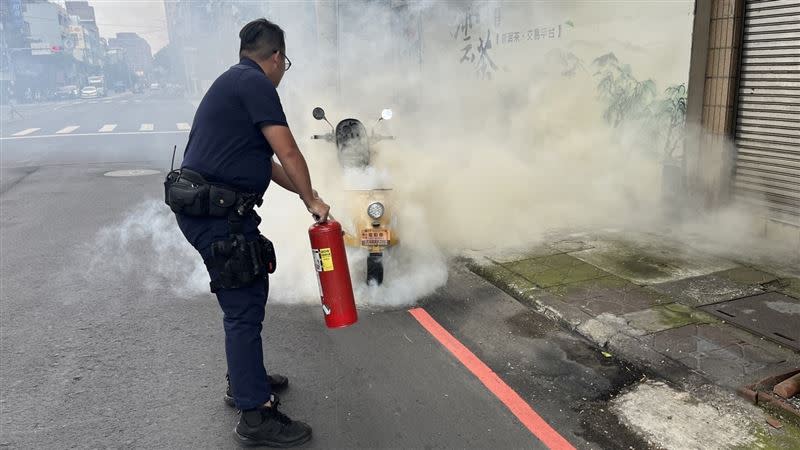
[85,1,795,308]
[87,200,209,297]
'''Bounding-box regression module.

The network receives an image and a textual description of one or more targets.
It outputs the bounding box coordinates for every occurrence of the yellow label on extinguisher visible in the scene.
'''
[319,248,334,272]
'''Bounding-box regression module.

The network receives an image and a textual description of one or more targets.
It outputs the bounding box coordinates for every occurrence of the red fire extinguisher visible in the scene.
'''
[308,220,358,328]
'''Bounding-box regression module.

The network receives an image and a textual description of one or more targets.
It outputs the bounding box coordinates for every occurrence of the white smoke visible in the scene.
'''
[258,161,448,307]
[87,200,208,297]
[86,1,795,309]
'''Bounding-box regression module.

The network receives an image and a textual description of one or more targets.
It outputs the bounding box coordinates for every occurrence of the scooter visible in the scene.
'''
[311,106,398,285]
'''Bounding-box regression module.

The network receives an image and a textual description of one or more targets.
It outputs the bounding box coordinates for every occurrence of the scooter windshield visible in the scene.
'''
[335,119,370,169]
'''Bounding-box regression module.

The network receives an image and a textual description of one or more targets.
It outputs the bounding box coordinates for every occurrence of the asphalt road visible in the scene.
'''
[0,95,649,449]
[1,92,192,167]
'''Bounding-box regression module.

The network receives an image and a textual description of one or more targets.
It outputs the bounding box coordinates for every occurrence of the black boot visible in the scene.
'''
[235,395,312,448]
[225,373,289,408]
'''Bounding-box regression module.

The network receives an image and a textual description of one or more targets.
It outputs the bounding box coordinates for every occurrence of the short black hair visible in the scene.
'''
[239,18,285,61]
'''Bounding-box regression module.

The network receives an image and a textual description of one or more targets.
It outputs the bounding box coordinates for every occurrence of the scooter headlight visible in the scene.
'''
[367,202,385,219]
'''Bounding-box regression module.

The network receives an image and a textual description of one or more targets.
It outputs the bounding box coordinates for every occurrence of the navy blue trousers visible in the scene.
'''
[199,243,271,411]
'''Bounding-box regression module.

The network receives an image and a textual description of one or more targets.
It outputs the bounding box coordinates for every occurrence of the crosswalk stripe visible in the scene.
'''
[12,128,40,136]
[98,124,117,133]
[134,100,142,103]
[176,122,191,131]
[120,100,128,104]
[140,123,154,131]
[103,100,112,104]
[56,126,80,134]
[88,100,98,104]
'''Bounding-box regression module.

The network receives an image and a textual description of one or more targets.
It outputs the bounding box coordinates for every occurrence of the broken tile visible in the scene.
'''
[548,275,670,317]
[650,274,764,307]
[716,267,778,285]
[622,303,718,334]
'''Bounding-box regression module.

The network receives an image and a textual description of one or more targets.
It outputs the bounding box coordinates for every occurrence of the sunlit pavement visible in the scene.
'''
[0,97,650,448]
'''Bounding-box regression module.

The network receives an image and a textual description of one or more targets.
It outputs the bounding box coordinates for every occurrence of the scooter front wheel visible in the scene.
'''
[367,252,384,285]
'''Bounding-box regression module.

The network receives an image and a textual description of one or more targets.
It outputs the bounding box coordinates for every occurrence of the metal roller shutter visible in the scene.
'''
[734,0,800,223]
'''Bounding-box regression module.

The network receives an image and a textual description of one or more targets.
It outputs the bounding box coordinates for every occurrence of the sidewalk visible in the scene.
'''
[465,229,800,428]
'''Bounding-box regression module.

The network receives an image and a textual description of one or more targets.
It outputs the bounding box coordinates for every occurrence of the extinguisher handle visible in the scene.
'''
[311,212,336,224]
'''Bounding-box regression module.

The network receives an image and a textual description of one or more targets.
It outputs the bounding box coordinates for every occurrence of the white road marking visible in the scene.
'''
[56,126,80,134]
[134,100,142,103]
[103,100,112,104]
[120,100,129,104]
[176,122,191,131]
[12,128,40,136]
[98,124,117,133]
[88,100,98,104]
[0,130,190,141]
[139,123,154,131]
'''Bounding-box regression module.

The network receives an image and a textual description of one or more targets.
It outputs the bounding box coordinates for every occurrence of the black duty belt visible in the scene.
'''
[164,168,263,234]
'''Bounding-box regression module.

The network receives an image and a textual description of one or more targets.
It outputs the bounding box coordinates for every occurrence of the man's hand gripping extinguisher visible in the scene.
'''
[309,220,358,328]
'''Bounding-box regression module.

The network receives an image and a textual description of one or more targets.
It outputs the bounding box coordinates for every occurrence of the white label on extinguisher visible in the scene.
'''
[312,250,330,316]
[312,249,322,272]
[317,272,325,306]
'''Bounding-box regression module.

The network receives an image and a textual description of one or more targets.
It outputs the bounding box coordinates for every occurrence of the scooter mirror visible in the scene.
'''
[381,109,393,121]
[313,107,326,121]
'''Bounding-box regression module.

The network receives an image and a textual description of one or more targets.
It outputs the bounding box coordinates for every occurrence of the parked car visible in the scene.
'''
[55,85,79,100]
[80,86,99,99]
[87,75,106,97]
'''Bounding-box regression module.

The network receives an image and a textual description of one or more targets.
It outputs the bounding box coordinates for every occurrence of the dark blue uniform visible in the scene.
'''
[176,57,287,411]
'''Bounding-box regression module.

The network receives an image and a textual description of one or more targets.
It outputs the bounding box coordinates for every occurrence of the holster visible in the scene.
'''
[208,234,277,293]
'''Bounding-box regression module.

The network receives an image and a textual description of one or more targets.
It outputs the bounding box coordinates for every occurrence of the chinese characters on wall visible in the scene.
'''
[452,8,570,80]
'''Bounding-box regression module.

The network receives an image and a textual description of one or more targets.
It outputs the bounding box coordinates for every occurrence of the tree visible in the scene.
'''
[592,52,657,128]
[153,44,174,73]
[649,84,687,161]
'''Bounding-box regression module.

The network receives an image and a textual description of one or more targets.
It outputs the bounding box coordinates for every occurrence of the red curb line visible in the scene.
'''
[408,307,576,450]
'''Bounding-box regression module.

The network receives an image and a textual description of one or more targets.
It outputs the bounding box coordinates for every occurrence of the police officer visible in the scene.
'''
[173,18,328,447]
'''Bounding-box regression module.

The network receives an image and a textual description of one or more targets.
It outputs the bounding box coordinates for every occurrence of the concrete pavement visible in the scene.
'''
[467,229,800,446]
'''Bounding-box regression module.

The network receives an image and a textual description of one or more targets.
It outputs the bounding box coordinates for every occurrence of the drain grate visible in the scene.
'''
[701,292,800,351]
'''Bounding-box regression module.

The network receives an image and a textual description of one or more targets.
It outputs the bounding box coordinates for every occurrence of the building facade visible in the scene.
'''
[109,32,152,75]
[65,1,103,66]
[1,0,109,100]
[686,0,800,243]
